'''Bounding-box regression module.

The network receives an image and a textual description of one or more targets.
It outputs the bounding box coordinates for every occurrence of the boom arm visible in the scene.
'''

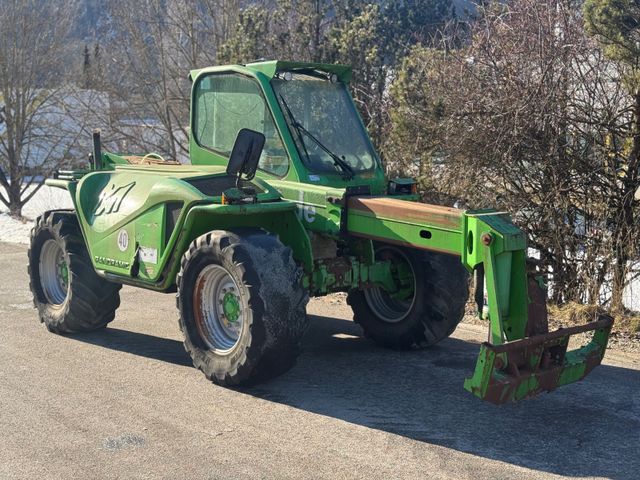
[346,197,613,404]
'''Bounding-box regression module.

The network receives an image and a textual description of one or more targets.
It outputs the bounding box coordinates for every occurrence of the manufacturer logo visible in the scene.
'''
[117,230,129,251]
[94,181,136,216]
[95,256,130,268]
[297,190,316,223]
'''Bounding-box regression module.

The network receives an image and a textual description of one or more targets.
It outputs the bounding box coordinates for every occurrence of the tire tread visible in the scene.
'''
[28,210,121,334]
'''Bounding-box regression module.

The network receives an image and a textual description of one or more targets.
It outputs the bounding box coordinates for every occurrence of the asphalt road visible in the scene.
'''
[1,241,639,480]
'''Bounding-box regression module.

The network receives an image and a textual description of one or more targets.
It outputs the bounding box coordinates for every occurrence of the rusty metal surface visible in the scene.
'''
[309,231,338,259]
[480,349,604,405]
[322,257,352,277]
[487,316,613,354]
[525,277,549,336]
[346,197,463,230]
[476,314,614,404]
[124,155,181,165]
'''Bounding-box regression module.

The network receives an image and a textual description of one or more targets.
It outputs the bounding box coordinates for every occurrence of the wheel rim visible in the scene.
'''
[39,239,69,305]
[363,246,416,323]
[193,264,244,353]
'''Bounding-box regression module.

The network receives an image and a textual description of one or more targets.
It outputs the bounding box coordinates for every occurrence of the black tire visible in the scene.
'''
[177,229,309,386]
[347,245,469,349]
[28,210,122,333]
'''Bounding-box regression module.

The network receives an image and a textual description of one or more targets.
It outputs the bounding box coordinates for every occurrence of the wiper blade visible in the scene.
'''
[294,123,354,179]
[279,94,354,180]
[279,95,311,163]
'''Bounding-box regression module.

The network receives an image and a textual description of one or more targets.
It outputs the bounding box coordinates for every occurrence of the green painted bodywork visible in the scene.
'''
[44,60,612,403]
[188,61,387,193]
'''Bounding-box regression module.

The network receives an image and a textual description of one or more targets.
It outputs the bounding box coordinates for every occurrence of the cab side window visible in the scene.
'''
[194,74,289,177]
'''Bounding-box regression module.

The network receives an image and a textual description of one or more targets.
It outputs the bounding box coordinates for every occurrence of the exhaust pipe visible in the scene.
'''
[92,129,103,170]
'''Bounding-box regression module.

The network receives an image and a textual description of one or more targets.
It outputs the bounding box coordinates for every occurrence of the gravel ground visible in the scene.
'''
[1,242,639,480]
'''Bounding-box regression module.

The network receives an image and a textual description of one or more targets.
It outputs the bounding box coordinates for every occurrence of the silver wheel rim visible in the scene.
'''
[363,247,416,323]
[39,239,68,305]
[193,264,244,353]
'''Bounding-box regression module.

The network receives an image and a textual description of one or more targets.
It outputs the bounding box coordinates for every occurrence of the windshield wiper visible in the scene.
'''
[279,94,354,180]
[295,123,355,180]
[279,94,311,163]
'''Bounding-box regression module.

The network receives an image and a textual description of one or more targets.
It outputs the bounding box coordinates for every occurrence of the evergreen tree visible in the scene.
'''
[93,42,104,89]
[584,0,640,79]
[217,6,271,64]
[82,44,91,89]
[327,0,456,149]
[382,0,455,63]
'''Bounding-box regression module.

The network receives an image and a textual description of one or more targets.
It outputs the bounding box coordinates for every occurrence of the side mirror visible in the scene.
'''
[226,129,265,183]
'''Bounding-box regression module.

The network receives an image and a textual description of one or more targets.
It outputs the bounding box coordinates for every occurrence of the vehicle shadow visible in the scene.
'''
[244,314,639,480]
[72,327,193,367]
[72,315,639,479]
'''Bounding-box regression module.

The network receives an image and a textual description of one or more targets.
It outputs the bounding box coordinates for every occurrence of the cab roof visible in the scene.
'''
[189,60,352,84]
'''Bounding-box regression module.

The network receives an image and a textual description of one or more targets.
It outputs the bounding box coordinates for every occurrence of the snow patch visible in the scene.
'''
[0,185,74,244]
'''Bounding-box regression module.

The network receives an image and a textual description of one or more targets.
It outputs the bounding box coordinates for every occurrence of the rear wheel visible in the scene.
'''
[347,245,469,349]
[28,211,122,333]
[177,229,309,386]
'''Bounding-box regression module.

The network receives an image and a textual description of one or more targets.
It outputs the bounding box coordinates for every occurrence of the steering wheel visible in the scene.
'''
[347,154,366,171]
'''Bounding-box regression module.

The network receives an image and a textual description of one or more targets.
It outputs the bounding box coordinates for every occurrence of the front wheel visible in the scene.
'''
[347,245,469,349]
[177,229,309,386]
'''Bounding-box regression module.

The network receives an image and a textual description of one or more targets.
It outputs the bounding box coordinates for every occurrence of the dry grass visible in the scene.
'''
[548,302,640,334]
[463,300,640,352]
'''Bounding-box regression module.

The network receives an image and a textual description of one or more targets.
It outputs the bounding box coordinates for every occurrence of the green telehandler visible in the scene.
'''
[28,61,613,404]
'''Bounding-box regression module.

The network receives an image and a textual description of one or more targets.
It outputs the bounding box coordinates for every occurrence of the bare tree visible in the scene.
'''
[584,0,640,311]
[386,0,640,310]
[0,0,79,217]
[104,0,240,159]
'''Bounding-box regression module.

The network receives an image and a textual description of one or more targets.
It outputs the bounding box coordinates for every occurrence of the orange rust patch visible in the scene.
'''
[347,197,463,230]
[124,155,180,165]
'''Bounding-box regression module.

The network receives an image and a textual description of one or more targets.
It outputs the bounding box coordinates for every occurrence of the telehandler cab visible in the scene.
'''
[28,61,613,404]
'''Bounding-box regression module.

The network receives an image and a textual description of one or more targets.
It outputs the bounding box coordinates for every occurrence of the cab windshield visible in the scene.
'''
[272,72,378,175]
